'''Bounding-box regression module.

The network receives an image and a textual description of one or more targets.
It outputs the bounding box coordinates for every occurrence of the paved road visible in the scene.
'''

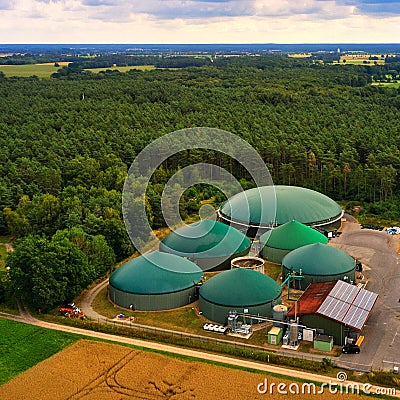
[331,222,400,371]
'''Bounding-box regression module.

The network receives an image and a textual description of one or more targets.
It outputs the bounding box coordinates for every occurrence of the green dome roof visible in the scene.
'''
[159,219,251,258]
[260,220,328,250]
[282,243,355,276]
[219,185,342,227]
[109,251,203,294]
[200,268,281,307]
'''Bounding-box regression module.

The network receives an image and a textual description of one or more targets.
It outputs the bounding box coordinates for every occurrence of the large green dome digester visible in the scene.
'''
[160,219,251,258]
[109,251,203,295]
[260,220,328,250]
[219,185,342,227]
[200,268,281,307]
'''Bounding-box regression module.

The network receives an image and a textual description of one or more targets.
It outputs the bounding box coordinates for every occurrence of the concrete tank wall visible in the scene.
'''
[281,265,356,290]
[199,294,281,325]
[261,247,291,264]
[231,256,265,274]
[109,285,198,311]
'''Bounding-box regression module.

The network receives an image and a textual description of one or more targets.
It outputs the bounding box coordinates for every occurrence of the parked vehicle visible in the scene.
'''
[59,303,85,319]
[342,344,360,354]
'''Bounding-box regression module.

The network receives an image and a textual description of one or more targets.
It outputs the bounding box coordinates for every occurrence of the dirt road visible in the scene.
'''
[1,310,398,398]
[2,217,399,397]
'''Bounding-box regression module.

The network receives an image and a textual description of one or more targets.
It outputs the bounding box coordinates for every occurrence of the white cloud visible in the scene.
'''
[0,0,399,43]
[252,0,357,20]
[0,0,14,10]
[129,0,255,19]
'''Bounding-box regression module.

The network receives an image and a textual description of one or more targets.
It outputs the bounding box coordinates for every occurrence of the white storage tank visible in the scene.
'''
[273,304,288,328]
[231,256,265,274]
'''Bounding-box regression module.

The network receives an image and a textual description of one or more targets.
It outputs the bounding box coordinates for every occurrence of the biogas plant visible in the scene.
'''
[109,185,376,353]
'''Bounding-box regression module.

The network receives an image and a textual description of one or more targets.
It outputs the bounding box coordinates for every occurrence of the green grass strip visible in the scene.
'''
[0,318,79,385]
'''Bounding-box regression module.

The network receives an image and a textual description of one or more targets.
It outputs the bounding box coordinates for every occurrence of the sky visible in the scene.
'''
[1,0,400,44]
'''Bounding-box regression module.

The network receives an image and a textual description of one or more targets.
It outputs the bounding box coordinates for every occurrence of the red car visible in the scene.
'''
[59,303,84,318]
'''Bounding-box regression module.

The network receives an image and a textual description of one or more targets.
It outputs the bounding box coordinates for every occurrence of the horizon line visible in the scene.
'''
[2,42,400,45]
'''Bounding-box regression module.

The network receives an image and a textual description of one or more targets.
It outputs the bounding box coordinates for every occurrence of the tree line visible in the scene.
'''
[1,55,400,310]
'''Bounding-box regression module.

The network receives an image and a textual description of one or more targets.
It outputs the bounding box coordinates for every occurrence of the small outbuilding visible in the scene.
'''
[282,243,356,290]
[109,251,203,311]
[260,220,328,263]
[314,334,334,352]
[267,327,283,345]
[159,219,251,271]
[199,268,282,324]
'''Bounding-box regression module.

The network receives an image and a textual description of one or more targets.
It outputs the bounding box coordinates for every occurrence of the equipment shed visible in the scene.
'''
[314,334,334,352]
[287,280,378,345]
[268,327,283,345]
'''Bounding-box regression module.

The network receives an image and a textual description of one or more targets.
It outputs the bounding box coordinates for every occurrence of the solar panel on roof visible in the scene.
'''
[316,295,336,316]
[353,290,378,311]
[342,306,369,330]
[329,280,359,303]
[317,296,349,322]
[326,300,349,321]
[316,281,378,330]
[328,280,347,298]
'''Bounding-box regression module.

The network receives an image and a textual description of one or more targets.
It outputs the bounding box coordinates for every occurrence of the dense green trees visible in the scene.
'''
[3,187,134,261]
[1,58,400,209]
[7,235,94,311]
[1,58,399,213]
[6,228,115,311]
[1,55,400,307]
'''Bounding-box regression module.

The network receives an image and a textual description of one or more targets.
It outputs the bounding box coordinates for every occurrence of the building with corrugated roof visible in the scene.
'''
[109,251,203,310]
[287,280,378,345]
[217,185,343,237]
[259,220,328,263]
[282,243,356,290]
[199,268,282,324]
[159,219,251,271]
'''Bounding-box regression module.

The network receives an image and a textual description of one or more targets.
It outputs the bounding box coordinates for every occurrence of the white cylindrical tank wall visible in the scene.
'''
[273,304,288,328]
[231,256,265,274]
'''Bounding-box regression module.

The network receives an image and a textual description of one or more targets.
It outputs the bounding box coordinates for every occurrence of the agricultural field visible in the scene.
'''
[0,318,79,385]
[288,53,312,58]
[335,59,386,65]
[0,62,69,77]
[371,82,400,89]
[0,339,373,399]
[85,65,155,73]
[333,54,386,65]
